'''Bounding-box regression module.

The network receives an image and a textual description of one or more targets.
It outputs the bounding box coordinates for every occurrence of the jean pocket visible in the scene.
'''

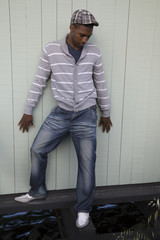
[90,105,97,110]
[51,106,57,113]
[89,106,97,121]
[51,106,63,114]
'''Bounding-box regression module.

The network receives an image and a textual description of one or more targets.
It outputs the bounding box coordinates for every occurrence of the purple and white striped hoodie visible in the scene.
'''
[24,35,110,117]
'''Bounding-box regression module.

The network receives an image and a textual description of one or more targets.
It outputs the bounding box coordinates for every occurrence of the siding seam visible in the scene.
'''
[106,0,117,185]
[8,0,16,193]
[24,0,30,183]
[119,0,131,184]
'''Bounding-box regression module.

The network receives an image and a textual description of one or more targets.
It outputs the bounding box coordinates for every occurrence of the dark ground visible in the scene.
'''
[0,200,159,240]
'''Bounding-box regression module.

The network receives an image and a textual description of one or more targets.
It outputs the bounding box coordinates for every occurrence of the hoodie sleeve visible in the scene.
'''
[24,47,51,115]
[93,49,110,117]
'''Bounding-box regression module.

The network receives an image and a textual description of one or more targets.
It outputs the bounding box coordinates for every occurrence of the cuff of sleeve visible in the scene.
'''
[101,109,110,118]
[24,105,33,115]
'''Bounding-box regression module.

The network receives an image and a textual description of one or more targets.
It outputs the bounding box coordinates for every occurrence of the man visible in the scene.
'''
[15,9,112,228]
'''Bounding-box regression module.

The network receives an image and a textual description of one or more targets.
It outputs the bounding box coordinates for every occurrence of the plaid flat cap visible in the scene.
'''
[71,9,99,26]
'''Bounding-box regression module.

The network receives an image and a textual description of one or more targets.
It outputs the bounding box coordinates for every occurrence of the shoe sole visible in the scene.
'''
[14,197,46,203]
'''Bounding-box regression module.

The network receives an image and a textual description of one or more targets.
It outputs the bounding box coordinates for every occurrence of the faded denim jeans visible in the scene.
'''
[29,105,97,213]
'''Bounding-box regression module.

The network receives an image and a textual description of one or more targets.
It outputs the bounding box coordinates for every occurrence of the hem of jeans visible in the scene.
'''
[28,191,47,199]
[77,210,90,213]
[74,205,91,213]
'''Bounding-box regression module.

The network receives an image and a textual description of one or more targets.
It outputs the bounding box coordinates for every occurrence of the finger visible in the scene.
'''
[98,120,102,127]
[31,122,34,127]
[19,124,23,131]
[22,124,26,133]
[28,121,34,129]
[18,120,23,126]
[20,122,26,133]
[103,123,105,132]
[106,125,110,133]
[25,125,28,132]
[18,119,25,128]
[107,121,113,132]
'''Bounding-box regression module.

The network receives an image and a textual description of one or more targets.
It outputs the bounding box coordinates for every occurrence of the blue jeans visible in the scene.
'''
[29,105,97,213]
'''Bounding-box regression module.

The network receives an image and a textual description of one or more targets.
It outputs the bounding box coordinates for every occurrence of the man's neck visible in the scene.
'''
[66,35,80,50]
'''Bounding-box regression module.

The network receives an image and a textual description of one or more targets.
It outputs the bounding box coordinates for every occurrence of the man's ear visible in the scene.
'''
[70,24,75,31]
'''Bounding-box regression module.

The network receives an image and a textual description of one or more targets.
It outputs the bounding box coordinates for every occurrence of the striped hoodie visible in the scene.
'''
[24,35,110,117]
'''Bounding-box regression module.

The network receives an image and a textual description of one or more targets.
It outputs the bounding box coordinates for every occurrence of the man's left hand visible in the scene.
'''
[99,116,112,133]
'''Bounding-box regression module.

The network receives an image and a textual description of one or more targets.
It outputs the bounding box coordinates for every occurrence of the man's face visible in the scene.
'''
[69,24,93,50]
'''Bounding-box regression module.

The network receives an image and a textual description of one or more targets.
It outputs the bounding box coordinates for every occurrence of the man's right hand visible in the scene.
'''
[18,114,34,133]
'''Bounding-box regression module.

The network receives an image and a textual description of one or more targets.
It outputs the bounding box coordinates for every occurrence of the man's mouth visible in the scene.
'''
[79,43,84,47]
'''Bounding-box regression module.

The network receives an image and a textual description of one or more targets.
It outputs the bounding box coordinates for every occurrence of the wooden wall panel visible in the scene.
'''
[142,0,160,183]
[41,0,57,190]
[10,0,30,193]
[0,0,14,194]
[107,0,130,185]
[120,0,160,184]
[69,0,87,189]
[56,0,72,189]
[88,0,116,186]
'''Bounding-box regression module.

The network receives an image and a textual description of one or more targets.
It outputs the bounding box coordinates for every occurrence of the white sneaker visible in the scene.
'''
[76,212,90,228]
[14,193,37,203]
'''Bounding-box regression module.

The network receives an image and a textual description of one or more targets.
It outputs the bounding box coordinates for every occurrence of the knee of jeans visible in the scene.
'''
[30,144,41,156]
[82,180,95,197]
[30,143,48,160]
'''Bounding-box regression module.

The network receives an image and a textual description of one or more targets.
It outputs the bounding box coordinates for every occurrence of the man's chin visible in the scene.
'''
[78,44,84,49]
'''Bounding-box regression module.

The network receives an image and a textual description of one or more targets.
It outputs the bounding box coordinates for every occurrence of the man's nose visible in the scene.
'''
[82,36,88,44]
